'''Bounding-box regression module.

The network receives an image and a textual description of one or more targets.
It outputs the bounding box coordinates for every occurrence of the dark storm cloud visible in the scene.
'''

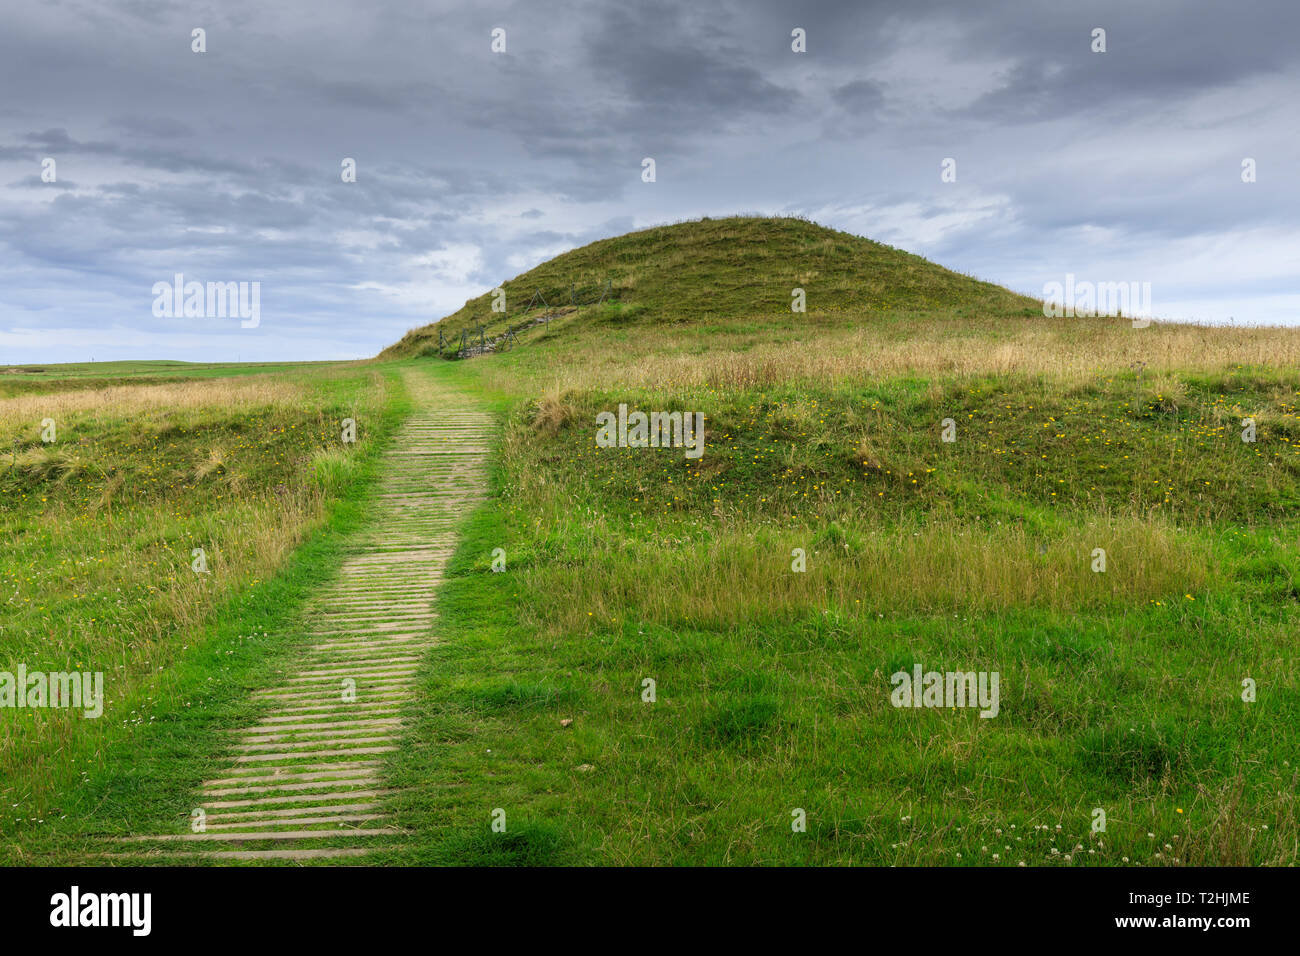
[1,0,1299,363]
[954,3,1297,122]
[831,80,886,116]
[586,2,801,120]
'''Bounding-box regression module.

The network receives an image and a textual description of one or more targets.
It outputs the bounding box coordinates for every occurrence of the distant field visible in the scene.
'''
[0,360,343,398]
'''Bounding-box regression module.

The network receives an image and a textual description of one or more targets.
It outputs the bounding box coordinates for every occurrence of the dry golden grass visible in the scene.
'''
[0,375,306,428]
[484,316,1300,397]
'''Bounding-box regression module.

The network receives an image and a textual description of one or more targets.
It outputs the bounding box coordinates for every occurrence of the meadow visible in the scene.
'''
[382,218,1300,866]
[4,216,1298,866]
[0,360,408,862]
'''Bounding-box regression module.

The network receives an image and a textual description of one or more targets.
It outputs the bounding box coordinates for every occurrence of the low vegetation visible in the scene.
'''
[6,216,1297,866]
[384,218,1299,866]
[0,361,406,861]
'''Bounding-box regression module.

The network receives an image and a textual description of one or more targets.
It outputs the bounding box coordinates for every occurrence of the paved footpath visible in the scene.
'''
[119,370,491,861]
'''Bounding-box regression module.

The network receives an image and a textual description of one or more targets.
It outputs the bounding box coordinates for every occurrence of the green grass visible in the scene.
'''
[0,361,409,862]
[384,447,1298,865]
[381,215,1040,359]
[369,218,1300,866]
[6,215,1299,866]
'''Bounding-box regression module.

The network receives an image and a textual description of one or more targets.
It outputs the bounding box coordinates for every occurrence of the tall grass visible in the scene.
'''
[515,518,1218,636]
[0,365,398,815]
[377,216,1300,864]
[468,315,1300,398]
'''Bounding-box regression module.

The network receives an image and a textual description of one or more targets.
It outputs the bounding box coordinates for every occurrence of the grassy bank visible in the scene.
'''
[384,364,1299,865]
[9,216,1298,867]
[0,360,411,862]
[378,218,1300,866]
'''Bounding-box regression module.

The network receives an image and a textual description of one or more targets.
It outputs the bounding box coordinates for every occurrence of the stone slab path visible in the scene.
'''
[117,370,490,862]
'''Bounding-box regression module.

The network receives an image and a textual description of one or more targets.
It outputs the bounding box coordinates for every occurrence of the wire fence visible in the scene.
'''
[438,279,616,358]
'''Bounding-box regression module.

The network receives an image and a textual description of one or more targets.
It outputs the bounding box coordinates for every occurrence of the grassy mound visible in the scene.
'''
[372,219,1300,865]
[380,216,1040,359]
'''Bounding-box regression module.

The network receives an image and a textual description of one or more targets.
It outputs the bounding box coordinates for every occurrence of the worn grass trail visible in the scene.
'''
[115,368,491,862]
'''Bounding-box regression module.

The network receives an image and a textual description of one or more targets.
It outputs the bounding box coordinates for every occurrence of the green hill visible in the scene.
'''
[367,216,1300,866]
[9,215,1300,867]
[380,216,1040,359]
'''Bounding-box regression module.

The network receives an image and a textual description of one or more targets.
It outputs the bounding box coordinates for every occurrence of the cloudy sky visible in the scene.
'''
[2,0,1298,363]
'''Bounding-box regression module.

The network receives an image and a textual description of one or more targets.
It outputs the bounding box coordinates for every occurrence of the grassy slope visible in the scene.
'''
[381,216,1041,359]
[379,218,1299,866]
[0,361,408,862]
[6,216,1297,867]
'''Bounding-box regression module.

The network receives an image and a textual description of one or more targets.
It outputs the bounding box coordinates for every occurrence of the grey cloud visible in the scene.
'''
[106,114,196,138]
[1,0,1299,363]
[831,79,886,116]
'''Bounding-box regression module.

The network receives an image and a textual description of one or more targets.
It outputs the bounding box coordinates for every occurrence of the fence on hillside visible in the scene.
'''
[439,279,616,359]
